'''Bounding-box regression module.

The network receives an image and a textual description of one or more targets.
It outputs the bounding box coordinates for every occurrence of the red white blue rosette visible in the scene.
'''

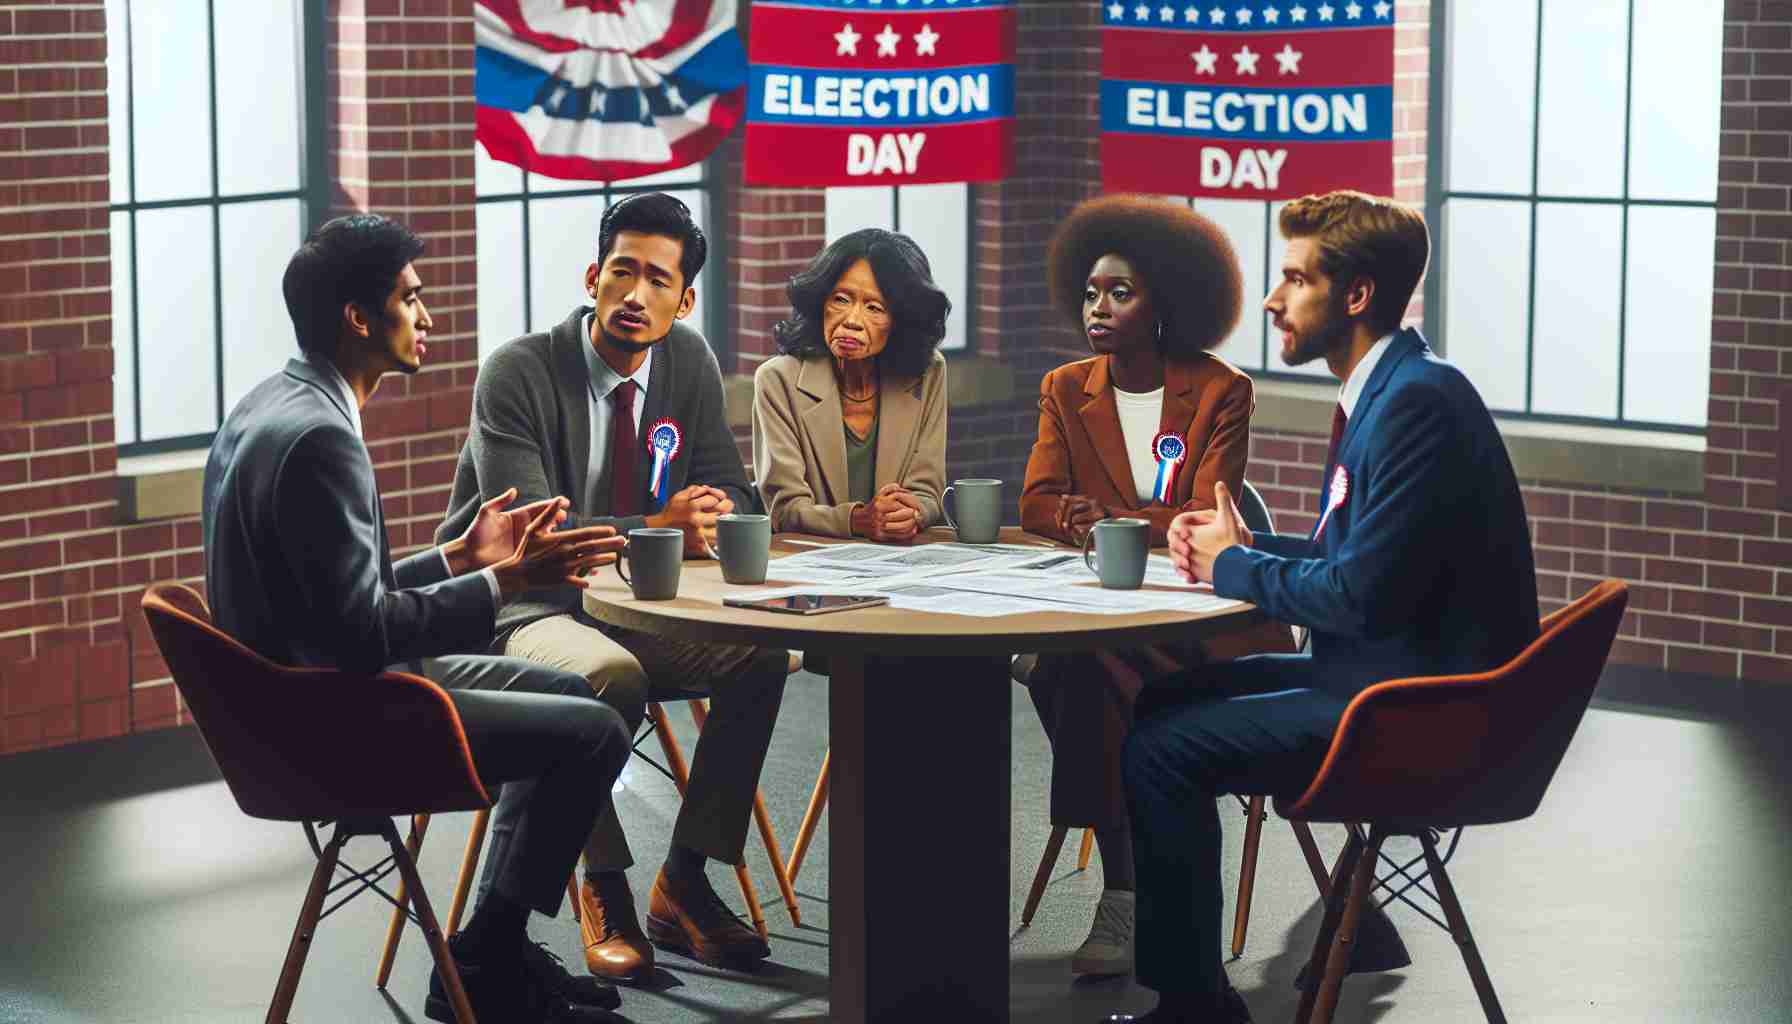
[1149,431,1186,504]
[645,417,683,507]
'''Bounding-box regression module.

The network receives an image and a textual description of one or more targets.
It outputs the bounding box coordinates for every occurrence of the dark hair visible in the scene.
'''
[1046,194,1243,358]
[597,191,707,286]
[1278,190,1430,333]
[772,229,950,380]
[282,213,425,360]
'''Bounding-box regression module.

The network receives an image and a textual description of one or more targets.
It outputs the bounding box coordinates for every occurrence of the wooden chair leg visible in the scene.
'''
[649,703,766,939]
[1231,794,1267,958]
[382,819,477,1024]
[1293,830,1364,1024]
[266,825,349,1024]
[375,813,431,990]
[445,808,490,936]
[1422,833,1507,1024]
[1076,827,1095,871]
[1021,826,1069,927]
[1293,819,1331,894]
[1309,828,1387,1024]
[566,873,582,923]
[687,699,803,927]
[785,749,829,884]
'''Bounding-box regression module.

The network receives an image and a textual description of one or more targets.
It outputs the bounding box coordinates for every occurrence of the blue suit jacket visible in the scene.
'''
[1213,329,1539,698]
[202,358,496,673]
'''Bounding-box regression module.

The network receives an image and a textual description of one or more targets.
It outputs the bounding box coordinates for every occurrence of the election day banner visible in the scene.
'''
[745,0,1016,186]
[1101,0,1395,198]
[475,0,748,182]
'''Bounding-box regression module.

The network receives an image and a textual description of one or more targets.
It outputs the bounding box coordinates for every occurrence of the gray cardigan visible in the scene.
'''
[437,307,752,635]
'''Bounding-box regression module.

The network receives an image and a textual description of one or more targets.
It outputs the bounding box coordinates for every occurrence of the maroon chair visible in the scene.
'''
[1282,579,1629,1024]
[141,583,487,1024]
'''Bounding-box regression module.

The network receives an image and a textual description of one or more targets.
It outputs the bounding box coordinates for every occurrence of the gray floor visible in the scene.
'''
[3,671,1792,1023]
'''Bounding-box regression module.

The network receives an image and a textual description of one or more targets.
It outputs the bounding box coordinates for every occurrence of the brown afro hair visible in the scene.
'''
[1047,194,1244,357]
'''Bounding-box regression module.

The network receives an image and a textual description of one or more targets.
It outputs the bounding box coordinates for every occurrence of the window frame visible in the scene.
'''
[1422,0,1715,437]
[109,0,319,457]
[821,184,980,358]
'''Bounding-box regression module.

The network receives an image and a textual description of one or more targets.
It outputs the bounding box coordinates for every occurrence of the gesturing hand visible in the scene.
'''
[490,502,625,597]
[448,487,570,574]
[854,484,923,543]
[1055,494,1109,546]
[1167,481,1253,585]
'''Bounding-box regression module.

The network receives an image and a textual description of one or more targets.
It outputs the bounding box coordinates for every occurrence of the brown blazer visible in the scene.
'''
[752,351,948,537]
[1021,352,1254,547]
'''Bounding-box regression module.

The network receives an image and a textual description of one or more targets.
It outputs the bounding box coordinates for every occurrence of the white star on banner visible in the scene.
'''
[1109,2,1124,18]
[1160,4,1176,21]
[1274,43,1302,73]
[1345,1,1362,17]
[1185,5,1202,22]
[1263,6,1280,23]
[1233,45,1259,74]
[913,22,940,55]
[1210,6,1227,23]
[1135,3,1151,19]
[1373,0,1391,17]
[834,22,861,56]
[1290,4,1308,21]
[1317,3,1334,20]
[1191,44,1218,73]
[875,23,901,56]
[1235,6,1252,23]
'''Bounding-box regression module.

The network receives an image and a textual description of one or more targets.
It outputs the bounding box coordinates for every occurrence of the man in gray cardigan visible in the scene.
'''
[438,194,787,980]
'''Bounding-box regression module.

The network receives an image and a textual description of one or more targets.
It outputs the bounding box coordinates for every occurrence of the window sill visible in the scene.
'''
[1252,379,1706,495]
[116,449,207,523]
[722,357,1023,430]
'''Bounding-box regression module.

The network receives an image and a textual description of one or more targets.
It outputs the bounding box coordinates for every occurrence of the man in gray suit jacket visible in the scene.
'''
[203,214,631,1023]
[439,193,788,980]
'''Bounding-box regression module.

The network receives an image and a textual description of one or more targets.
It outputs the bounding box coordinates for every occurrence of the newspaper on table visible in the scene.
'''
[740,542,1249,618]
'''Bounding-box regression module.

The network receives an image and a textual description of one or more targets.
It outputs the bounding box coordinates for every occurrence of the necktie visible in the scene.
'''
[609,380,639,517]
[1324,403,1347,469]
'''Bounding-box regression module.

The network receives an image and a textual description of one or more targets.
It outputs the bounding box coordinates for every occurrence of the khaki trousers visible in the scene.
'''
[503,612,789,870]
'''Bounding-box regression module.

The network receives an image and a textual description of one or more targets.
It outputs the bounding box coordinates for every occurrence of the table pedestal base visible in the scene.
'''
[829,654,1014,1024]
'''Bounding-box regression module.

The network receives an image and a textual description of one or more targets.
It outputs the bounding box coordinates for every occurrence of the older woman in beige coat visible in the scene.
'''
[752,228,950,539]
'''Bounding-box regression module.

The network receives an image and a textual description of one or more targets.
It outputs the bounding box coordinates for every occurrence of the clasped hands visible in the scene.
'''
[445,487,626,596]
[1166,480,1253,585]
[1055,494,1117,546]
[647,484,735,557]
[852,483,925,543]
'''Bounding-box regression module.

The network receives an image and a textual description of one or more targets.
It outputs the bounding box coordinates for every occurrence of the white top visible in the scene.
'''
[1338,332,1396,419]
[1111,385,1165,505]
[580,312,654,508]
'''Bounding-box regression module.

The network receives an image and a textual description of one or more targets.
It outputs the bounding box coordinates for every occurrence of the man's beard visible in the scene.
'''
[1281,290,1352,367]
[600,329,658,354]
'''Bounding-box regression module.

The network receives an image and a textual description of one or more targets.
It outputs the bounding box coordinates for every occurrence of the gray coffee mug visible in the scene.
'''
[942,478,1003,544]
[1082,517,1149,590]
[716,513,771,585]
[615,528,684,600]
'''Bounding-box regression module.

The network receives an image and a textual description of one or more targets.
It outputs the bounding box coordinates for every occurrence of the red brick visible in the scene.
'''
[78,697,125,741]
[1666,646,1738,678]
[1745,596,1792,628]
[77,642,126,702]
[1741,655,1792,684]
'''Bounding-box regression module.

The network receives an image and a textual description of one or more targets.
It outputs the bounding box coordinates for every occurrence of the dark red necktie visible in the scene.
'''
[609,380,639,517]
[1324,403,1347,469]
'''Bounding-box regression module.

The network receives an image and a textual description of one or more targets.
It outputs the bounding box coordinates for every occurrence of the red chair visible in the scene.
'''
[1282,579,1630,1024]
[141,584,486,1024]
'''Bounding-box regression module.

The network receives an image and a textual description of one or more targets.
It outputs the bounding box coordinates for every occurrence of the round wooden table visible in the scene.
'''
[583,527,1268,1023]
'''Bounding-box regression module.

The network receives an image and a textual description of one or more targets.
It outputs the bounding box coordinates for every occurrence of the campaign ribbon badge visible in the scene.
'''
[645,418,683,508]
[1313,463,1349,540]
[1150,431,1187,504]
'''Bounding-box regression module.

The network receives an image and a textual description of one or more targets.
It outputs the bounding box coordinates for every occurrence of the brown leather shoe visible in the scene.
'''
[578,876,653,982]
[645,867,772,967]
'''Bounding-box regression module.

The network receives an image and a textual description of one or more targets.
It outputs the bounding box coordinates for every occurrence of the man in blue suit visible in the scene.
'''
[1104,192,1539,1024]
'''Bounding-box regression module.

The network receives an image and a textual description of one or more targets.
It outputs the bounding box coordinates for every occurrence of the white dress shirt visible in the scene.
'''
[1338,332,1396,420]
[1111,384,1166,505]
[580,312,654,511]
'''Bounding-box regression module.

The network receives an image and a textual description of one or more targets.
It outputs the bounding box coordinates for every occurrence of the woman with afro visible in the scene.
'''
[1018,194,1292,980]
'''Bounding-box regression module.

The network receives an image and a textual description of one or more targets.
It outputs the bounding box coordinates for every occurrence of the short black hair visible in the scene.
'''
[772,228,950,380]
[597,192,707,286]
[1047,194,1243,358]
[282,213,425,360]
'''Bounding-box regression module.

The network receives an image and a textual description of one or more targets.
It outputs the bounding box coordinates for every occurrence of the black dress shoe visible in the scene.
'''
[1292,901,1412,990]
[427,933,625,1023]
[519,939,623,1010]
[1099,985,1252,1024]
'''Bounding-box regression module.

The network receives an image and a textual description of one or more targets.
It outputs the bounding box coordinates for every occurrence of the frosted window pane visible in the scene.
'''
[106,0,131,204]
[1629,0,1722,202]
[662,189,709,343]
[476,140,523,198]
[615,164,707,188]
[897,183,968,352]
[1265,198,1330,378]
[130,0,213,204]
[825,186,894,243]
[529,170,605,194]
[476,200,526,361]
[220,200,303,411]
[1530,203,1620,419]
[1190,197,1265,372]
[1442,199,1530,413]
[1447,0,1538,195]
[111,211,136,445]
[1536,0,1626,198]
[1624,206,1714,426]
[135,206,218,440]
[214,0,301,196]
[528,194,607,335]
